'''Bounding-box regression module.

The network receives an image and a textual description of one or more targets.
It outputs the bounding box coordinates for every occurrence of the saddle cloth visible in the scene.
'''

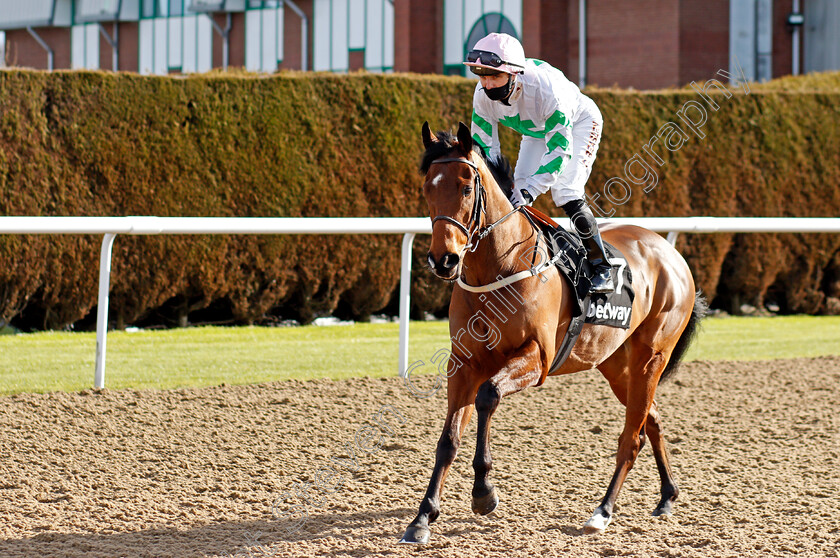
[520,207,635,374]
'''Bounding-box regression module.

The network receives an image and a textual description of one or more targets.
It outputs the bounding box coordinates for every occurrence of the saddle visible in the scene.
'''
[521,206,591,317]
[521,206,635,374]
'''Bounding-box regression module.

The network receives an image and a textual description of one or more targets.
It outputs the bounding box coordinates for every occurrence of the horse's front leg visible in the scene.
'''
[472,340,544,516]
[400,374,478,544]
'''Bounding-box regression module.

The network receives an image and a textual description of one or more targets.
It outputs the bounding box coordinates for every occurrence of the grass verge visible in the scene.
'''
[0,315,838,395]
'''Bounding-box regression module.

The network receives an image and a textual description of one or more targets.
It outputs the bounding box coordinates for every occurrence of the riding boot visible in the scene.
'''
[582,229,615,293]
[560,199,615,294]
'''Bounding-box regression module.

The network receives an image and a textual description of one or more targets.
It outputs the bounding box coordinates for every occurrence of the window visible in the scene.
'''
[141,0,187,18]
[170,0,184,17]
[445,13,519,76]
[75,0,122,22]
[443,4,521,77]
[142,0,157,18]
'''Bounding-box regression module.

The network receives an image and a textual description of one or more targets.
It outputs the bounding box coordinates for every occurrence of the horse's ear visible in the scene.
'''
[421,121,436,150]
[456,121,473,156]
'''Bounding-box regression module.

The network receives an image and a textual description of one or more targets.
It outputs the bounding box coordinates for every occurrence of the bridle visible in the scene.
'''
[429,156,521,252]
[428,155,561,293]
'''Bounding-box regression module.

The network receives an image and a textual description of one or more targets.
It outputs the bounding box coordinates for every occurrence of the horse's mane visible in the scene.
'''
[419,130,514,199]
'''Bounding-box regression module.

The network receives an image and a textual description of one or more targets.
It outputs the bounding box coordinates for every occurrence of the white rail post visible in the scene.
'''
[94,233,117,389]
[666,231,679,245]
[398,232,416,378]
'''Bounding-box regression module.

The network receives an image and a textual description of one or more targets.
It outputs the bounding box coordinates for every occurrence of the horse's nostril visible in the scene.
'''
[427,253,436,270]
[441,253,460,271]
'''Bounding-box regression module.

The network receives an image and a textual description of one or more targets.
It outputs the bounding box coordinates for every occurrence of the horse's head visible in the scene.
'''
[420,121,497,280]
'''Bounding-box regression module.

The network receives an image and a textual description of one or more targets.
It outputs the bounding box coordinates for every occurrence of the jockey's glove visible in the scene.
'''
[510,188,534,208]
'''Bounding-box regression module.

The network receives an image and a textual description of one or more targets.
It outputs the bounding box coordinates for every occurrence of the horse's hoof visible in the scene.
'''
[471,488,499,515]
[583,511,611,534]
[399,524,431,544]
[653,499,675,517]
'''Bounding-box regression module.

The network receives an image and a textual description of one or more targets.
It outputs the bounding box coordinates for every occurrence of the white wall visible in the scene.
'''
[71,24,100,70]
[139,14,213,75]
[729,0,756,82]
[729,0,773,83]
[804,0,840,72]
[312,0,393,73]
[755,0,772,82]
[365,0,393,71]
[245,4,284,72]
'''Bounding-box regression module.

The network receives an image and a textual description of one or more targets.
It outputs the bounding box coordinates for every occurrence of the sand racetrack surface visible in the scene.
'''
[0,357,838,557]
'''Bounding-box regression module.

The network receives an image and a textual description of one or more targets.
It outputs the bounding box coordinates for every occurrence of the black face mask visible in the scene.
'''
[483,75,513,102]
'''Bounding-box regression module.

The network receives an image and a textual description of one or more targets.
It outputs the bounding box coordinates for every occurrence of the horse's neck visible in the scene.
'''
[461,187,538,287]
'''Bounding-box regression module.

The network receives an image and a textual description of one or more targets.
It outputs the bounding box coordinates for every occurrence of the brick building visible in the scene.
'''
[1,1,838,89]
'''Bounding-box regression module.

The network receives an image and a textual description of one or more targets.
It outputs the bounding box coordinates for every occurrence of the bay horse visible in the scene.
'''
[400,122,707,543]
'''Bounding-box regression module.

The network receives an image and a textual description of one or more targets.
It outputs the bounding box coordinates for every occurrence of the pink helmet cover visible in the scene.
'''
[464,33,526,75]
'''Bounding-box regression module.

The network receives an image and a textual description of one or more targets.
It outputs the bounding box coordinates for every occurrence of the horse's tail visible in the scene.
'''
[659,291,709,384]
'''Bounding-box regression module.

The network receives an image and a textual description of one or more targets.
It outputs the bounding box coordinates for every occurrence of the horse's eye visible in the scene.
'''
[462,186,473,197]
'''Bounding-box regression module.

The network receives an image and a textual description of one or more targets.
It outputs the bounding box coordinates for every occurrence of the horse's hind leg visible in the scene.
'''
[600,362,680,521]
[472,340,544,516]
[646,401,679,517]
[587,348,669,533]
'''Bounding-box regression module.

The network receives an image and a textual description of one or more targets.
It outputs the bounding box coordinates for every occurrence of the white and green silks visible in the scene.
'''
[471,59,603,207]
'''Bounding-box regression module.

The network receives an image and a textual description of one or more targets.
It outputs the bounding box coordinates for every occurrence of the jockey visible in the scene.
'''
[464,32,614,293]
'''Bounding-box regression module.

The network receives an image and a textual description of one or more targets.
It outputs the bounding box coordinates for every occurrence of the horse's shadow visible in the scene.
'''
[0,507,418,558]
[542,523,587,537]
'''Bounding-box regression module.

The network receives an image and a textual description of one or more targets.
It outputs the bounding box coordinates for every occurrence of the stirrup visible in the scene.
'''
[590,266,614,294]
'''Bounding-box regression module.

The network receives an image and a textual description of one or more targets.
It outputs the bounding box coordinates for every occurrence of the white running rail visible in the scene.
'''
[1,215,839,388]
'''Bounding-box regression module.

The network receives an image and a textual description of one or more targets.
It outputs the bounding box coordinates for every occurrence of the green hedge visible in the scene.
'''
[1,69,839,329]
